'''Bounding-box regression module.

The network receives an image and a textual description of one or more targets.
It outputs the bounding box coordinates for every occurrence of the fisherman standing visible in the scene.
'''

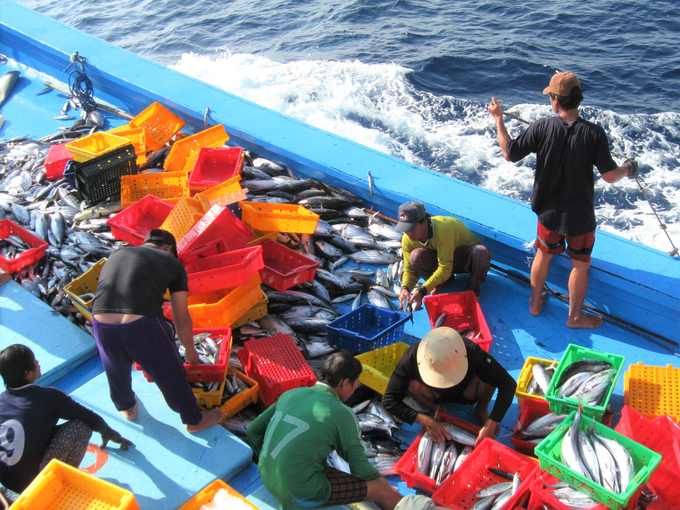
[91,229,223,432]
[488,72,639,328]
[0,344,132,498]
[247,352,403,510]
[382,328,516,445]
[396,201,491,312]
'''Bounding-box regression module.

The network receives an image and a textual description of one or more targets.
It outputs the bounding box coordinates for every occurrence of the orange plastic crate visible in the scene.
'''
[12,459,140,510]
[65,131,130,163]
[238,333,317,407]
[187,272,263,329]
[160,195,210,243]
[197,176,246,206]
[624,362,680,422]
[106,125,147,166]
[164,124,229,173]
[120,170,189,207]
[219,366,259,419]
[176,204,254,255]
[230,289,269,329]
[178,479,259,510]
[128,102,186,152]
[239,201,320,234]
[185,244,264,295]
[189,146,244,192]
[107,194,174,245]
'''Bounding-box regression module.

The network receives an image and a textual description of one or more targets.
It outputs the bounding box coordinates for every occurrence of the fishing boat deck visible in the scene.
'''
[1,3,680,508]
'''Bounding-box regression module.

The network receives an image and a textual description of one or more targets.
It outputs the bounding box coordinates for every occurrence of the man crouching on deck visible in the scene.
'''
[246,352,403,510]
[382,327,516,446]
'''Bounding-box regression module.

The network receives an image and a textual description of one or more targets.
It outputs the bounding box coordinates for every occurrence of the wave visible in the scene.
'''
[171,51,680,253]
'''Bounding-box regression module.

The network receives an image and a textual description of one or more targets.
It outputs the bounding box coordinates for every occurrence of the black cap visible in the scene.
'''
[143,229,178,257]
[395,201,427,232]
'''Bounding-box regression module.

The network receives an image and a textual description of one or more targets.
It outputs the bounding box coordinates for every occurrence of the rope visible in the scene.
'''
[501,112,679,257]
[65,52,97,113]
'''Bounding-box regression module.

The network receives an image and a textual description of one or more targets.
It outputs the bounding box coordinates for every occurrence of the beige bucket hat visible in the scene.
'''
[416,327,468,388]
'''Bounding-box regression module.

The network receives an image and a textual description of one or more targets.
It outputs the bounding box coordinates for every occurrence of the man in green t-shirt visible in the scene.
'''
[246,352,403,510]
[396,201,491,311]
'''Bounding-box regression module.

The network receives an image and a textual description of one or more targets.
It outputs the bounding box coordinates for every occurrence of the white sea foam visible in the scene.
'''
[172,52,680,254]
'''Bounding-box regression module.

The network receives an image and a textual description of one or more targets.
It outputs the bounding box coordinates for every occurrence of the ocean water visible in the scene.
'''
[15,0,680,253]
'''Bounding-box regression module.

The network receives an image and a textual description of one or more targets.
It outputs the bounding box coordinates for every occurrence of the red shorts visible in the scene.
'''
[534,223,595,262]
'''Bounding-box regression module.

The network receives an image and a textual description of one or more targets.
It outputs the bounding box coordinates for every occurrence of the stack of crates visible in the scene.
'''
[177,204,254,256]
[238,333,317,407]
[163,124,229,173]
[184,245,264,295]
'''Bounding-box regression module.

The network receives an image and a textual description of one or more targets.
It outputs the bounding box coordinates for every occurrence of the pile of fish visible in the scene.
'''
[524,361,557,398]
[539,481,602,509]
[560,408,634,495]
[469,469,522,510]
[416,423,477,486]
[515,411,567,443]
[554,359,616,406]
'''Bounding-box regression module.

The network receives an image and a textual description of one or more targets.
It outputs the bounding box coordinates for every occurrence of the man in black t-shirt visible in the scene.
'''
[489,72,638,329]
[92,229,223,433]
[382,328,516,446]
[0,344,131,495]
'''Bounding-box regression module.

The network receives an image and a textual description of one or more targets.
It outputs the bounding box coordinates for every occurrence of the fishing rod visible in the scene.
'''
[501,111,679,258]
[365,208,678,347]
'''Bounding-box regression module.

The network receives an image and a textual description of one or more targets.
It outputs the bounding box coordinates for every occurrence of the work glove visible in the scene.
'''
[624,158,638,179]
[101,426,134,450]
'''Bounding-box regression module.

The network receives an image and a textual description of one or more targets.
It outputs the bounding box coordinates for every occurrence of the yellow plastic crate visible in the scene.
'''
[178,479,259,510]
[230,289,269,329]
[128,102,186,152]
[239,201,320,234]
[192,377,226,409]
[164,124,229,173]
[160,195,210,243]
[624,362,680,422]
[355,342,410,395]
[197,176,246,206]
[65,132,130,163]
[120,171,189,208]
[515,357,559,407]
[218,366,259,420]
[12,458,140,510]
[247,229,279,245]
[63,258,107,323]
[187,272,263,329]
[106,126,147,166]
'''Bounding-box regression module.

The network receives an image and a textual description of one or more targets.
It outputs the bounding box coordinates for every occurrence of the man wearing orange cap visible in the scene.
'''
[488,72,639,329]
[382,327,516,445]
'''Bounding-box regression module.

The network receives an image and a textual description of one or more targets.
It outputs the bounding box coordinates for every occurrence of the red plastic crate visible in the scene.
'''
[238,334,317,408]
[185,245,264,295]
[0,219,49,273]
[422,291,493,352]
[255,238,320,291]
[106,194,174,245]
[615,406,680,505]
[179,238,230,265]
[528,470,641,510]
[395,412,481,494]
[653,414,680,442]
[135,327,232,383]
[45,142,73,180]
[511,397,614,456]
[188,146,244,192]
[177,204,254,256]
[431,438,539,510]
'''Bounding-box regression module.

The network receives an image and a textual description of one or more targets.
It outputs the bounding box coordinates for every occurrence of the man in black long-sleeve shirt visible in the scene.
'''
[382,328,516,445]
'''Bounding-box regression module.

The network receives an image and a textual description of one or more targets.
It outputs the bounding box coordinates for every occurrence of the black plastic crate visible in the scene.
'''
[72,144,138,205]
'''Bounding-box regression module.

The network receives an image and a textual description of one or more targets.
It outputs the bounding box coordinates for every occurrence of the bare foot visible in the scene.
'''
[529,292,547,316]
[474,404,489,425]
[121,405,137,420]
[186,408,224,433]
[567,313,603,329]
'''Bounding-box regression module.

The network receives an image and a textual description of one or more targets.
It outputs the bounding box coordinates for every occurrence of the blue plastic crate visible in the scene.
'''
[325,304,409,353]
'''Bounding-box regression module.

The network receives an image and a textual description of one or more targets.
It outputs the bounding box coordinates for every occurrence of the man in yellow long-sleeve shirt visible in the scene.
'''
[397,202,491,311]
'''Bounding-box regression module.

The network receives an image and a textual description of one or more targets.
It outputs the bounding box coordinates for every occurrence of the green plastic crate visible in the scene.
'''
[545,344,625,420]
[535,410,661,510]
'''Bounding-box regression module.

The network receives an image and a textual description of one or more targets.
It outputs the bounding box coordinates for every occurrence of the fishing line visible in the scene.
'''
[500,111,679,258]
[65,52,97,114]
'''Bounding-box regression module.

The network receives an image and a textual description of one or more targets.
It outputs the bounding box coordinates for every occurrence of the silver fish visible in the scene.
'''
[417,432,433,475]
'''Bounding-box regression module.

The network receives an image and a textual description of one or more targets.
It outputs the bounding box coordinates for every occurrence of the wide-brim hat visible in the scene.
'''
[416,327,468,388]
